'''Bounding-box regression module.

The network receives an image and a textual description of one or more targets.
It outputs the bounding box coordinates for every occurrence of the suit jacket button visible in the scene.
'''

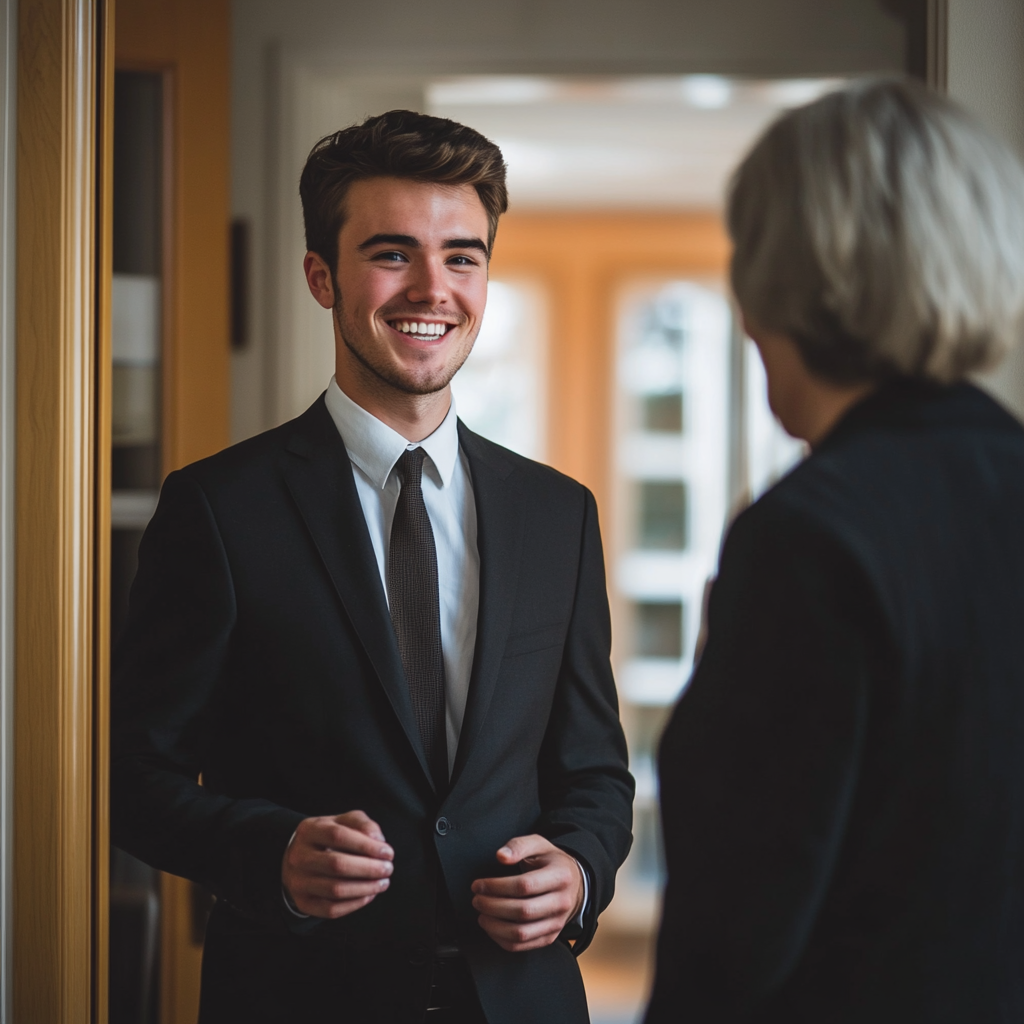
[435,816,451,836]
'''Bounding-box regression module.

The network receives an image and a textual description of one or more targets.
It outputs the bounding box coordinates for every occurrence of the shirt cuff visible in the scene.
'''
[282,829,310,918]
[571,859,589,928]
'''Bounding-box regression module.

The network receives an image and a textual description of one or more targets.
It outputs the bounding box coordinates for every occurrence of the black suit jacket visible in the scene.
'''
[111,396,634,1024]
[646,381,1024,1024]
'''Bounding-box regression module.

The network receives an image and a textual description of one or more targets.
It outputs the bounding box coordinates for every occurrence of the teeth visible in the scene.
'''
[392,321,448,336]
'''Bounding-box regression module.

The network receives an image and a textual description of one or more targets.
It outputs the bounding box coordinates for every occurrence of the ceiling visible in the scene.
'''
[428,75,844,210]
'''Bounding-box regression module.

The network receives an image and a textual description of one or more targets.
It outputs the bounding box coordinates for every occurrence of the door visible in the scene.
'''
[108,2,231,1022]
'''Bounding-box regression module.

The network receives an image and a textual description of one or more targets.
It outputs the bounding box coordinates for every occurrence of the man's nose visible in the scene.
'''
[405,259,449,306]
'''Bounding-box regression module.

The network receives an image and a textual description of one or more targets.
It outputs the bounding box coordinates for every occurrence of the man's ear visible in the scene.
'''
[303,251,335,309]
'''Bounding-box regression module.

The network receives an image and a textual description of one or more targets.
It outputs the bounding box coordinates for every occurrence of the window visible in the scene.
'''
[634,601,684,659]
[451,278,547,460]
[643,392,684,433]
[615,279,730,704]
[637,481,688,551]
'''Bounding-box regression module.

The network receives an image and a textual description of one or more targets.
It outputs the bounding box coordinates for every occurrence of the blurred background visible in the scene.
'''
[104,2,1023,1022]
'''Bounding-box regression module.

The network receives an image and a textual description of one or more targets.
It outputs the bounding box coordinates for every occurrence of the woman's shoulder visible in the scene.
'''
[757,383,1024,535]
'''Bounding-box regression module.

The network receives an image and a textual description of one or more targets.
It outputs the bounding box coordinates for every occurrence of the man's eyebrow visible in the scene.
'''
[357,233,420,251]
[444,237,489,256]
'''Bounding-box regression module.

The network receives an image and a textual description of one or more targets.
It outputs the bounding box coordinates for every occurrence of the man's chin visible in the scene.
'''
[392,377,454,397]
[345,343,454,396]
[375,364,455,397]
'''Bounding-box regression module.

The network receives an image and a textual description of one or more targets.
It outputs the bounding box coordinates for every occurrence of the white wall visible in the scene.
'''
[948,0,1024,420]
[0,0,14,1018]
[230,0,908,440]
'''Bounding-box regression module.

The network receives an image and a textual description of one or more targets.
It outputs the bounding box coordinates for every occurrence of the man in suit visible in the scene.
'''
[111,110,633,1023]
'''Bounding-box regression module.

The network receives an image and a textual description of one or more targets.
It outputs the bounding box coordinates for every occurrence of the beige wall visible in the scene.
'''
[230,0,908,441]
[948,0,1024,419]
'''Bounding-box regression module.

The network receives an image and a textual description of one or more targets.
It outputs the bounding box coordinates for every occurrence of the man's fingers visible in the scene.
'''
[296,818,393,860]
[494,833,552,866]
[477,913,563,951]
[472,863,565,899]
[283,813,396,922]
[302,874,390,901]
[294,847,395,881]
[472,890,570,923]
[334,810,385,841]
[471,840,583,951]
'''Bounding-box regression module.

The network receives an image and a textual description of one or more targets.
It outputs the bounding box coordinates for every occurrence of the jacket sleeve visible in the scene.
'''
[536,487,635,953]
[110,470,305,925]
[644,501,882,1022]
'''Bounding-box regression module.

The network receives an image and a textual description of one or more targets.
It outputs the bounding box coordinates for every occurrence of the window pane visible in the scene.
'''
[635,601,684,659]
[642,392,683,433]
[638,481,687,550]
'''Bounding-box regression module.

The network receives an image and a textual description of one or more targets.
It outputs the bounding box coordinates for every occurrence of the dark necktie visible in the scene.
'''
[387,447,449,792]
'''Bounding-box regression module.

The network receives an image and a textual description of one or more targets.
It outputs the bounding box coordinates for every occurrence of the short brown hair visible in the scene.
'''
[299,109,508,275]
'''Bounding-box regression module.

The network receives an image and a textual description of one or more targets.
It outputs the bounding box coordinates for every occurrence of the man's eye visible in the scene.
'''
[373,251,408,263]
[447,255,478,266]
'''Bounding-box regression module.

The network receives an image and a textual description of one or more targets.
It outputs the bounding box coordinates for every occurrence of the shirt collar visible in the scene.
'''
[324,377,460,490]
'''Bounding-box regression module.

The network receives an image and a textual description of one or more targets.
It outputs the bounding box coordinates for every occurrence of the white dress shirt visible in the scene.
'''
[286,378,587,924]
[325,377,479,774]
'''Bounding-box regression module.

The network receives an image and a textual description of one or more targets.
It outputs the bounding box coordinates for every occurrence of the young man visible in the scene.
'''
[111,110,633,1024]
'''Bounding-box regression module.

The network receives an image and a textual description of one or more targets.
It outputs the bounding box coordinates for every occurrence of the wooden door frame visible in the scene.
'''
[13,0,112,1020]
[0,1,16,1021]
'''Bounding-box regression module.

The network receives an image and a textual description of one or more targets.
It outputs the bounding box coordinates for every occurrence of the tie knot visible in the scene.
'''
[398,447,426,490]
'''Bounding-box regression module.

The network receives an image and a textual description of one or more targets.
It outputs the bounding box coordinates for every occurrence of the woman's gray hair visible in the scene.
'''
[728,78,1024,384]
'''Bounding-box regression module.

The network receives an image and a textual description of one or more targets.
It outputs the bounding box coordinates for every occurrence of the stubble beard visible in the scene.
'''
[333,295,474,398]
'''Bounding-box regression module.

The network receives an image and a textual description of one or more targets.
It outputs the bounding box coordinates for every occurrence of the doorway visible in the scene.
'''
[112,3,911,1021]
[11,1,943,1021]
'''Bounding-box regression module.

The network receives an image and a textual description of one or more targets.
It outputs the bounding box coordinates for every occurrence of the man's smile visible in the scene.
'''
[384,318,458,343]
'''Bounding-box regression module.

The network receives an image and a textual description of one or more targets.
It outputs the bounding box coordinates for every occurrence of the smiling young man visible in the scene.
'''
[111,110,633,1024]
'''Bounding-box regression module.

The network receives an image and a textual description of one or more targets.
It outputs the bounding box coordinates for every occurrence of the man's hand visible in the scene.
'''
[282,810,394,919]
[471,835,584,952]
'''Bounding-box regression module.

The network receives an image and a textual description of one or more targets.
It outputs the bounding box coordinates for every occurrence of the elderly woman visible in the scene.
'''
[644,79,1024,1023]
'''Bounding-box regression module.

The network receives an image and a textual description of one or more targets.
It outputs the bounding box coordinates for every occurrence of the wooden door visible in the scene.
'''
[110,2,231,1022]
[490,211,730,511]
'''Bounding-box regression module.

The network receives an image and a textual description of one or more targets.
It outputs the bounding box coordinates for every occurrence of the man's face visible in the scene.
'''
[330,177,490,397]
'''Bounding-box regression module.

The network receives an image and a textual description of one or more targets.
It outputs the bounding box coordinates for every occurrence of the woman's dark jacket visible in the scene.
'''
[646,381,1024,1023]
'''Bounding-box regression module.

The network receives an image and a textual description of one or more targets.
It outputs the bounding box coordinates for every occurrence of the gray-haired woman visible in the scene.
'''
[645,78,1024,1023]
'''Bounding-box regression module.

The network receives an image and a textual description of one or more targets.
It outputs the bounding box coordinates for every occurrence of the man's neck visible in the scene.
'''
[334,362,451,443]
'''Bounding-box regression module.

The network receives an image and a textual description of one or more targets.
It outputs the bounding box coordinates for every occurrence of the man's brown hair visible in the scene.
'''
[299,109,508,276]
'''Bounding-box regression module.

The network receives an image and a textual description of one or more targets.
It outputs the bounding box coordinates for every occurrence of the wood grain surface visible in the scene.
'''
[15,0,102,1019]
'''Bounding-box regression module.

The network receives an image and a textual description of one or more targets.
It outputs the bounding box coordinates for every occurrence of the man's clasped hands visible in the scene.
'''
[282,811,584,952]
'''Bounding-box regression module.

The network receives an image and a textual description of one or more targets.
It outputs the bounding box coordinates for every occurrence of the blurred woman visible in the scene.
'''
[645,79,1024,1023]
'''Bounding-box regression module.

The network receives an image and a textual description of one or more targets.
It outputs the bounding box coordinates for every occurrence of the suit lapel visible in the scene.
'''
[450,423,525,791]
[281,398,436,789]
